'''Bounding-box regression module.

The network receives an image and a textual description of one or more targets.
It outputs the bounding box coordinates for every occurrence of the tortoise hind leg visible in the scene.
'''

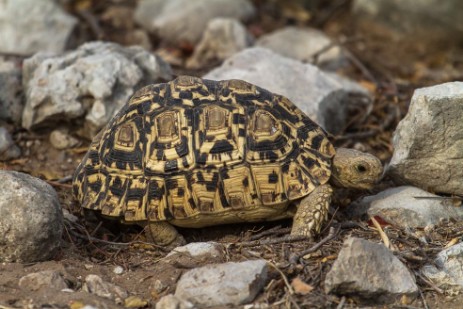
[145,221,186,248]
[291,184,333,238]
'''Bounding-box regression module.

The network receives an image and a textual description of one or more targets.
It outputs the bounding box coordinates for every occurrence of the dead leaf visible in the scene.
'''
[124,296,148,308]
[291,277,314,295]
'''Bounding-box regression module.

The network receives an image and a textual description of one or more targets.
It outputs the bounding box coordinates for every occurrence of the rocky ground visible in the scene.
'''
[2,0,463,308]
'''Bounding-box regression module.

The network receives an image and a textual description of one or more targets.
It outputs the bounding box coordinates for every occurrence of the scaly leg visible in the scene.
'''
[291,184,333,238]
[145,221,186,248]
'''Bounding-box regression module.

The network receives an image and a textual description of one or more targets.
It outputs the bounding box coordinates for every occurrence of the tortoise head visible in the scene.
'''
[330,148,383,190]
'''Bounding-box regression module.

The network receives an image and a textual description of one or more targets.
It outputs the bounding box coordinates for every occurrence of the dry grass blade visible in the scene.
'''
[370,216,391,250]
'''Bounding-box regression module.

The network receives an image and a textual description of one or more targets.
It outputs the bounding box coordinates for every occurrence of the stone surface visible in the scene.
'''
[83,274,128,301]
[49,128,79,150]
[256,26,346,69]
[388,82,463,195]
[22,41,172,137]
[0,171,62,262]
[353,0,463,38]
[0,0,77,56]
[175,260,268,307]
[204,47,371,133]
[0,127,21,161]
[19,270,68,291]
[325,237,418,304]
[134,0,255,45]
[166,242,224,259]
[0,59,24,124]
[156,294,195,309]
[186,18,253,69]
[422,243,463,294]
[350,186,463,228]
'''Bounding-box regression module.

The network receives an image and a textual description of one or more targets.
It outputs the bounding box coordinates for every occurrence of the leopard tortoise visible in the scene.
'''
[73,76,383,246]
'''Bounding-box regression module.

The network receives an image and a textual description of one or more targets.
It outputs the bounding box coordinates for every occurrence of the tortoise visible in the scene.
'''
[73,76,382,246]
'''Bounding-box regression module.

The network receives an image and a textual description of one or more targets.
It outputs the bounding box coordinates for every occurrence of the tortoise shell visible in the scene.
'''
[72,76,335,228]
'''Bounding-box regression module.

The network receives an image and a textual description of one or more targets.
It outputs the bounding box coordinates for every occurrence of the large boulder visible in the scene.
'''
[388,82,463,195]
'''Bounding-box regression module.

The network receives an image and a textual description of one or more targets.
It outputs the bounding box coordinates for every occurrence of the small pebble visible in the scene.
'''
[113,266,124,274]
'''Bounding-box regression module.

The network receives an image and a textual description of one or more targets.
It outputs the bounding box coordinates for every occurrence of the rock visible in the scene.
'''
[175,260,267,307]
[0,127,21,161]
[166,242,224,259]
[388,82,463,195]
[325,237,418,304]
[22,41,172,137]
[256,27,346,69]
[186,18,253,69]
[19,270,68,291]
[0,59,24,124]
[134,0,255,45]
[49,128,80,150]
[353,0,463,39]
[156,294,195,309]
[0,171,62,262]
[0,0,77,56]
[204,47,371,133]
[422,243,463,294]
[350,186,463,228]
[83,274,128,302]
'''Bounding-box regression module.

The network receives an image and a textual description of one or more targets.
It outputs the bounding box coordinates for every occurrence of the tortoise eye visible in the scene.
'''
[356,164,367,173]
[116,125,134,147]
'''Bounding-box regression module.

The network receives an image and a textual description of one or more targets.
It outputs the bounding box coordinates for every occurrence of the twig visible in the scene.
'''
[289,226,340,263]
[336,296,346,309]
[416,272,444,295]
[370,216,391,250]
[57,175,73,183]
[249,226,291,241]
[419,286,430,309]
[268,261,295,295]
[45,180,73,189]
[233,234,308,247]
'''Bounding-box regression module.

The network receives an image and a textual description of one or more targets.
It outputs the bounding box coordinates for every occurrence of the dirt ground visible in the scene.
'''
[2,1,463,308]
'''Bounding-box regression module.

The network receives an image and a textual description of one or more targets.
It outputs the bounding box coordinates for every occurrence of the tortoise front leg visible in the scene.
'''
[291,184,333,238]
[145,221,186,248]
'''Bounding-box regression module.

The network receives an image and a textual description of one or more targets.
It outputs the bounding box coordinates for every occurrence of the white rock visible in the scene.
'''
[388,82,463,195]
[204,47,371,133]
[422,243,463,294]
[0,127,21,161]
[49,128,79,150]
[256,27,346,69]
[0,171,62,262]
[113,266,124,275]
[156,294,195,309]
[134,0,255,45]
[350,186,463,228]
[22,41,172,137]
[166,242,224,258]
[175,260,267,307]
[0,59,23,124]
[0,0,77,55]
[325,237,418,304]
[19,270,68,291]
[187,18,253,69]
[83,274,128,301]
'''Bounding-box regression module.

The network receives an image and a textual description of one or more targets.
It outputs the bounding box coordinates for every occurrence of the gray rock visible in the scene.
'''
[204,47,371,133]
[422,243,463,294]
[0,127,21,161]
[388,82,463,195]
[156,294,195,309]
[256,27,346,69]
[19,270,68,291]
[353,0,463,38]
[0,0,77,56]
[22,41,172,137]
[175,260,267,307]
[83,274,128,301]
[134,0,255,45]
[350,186,463,228]
[0,171,62,262]
[49,128,79,150]
[0,59,23,124]
[166,242,224,259]
[325,237,418,304]
[186,18,253,69]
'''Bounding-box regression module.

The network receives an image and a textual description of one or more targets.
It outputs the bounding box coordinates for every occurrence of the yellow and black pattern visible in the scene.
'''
[73,76,335,226]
